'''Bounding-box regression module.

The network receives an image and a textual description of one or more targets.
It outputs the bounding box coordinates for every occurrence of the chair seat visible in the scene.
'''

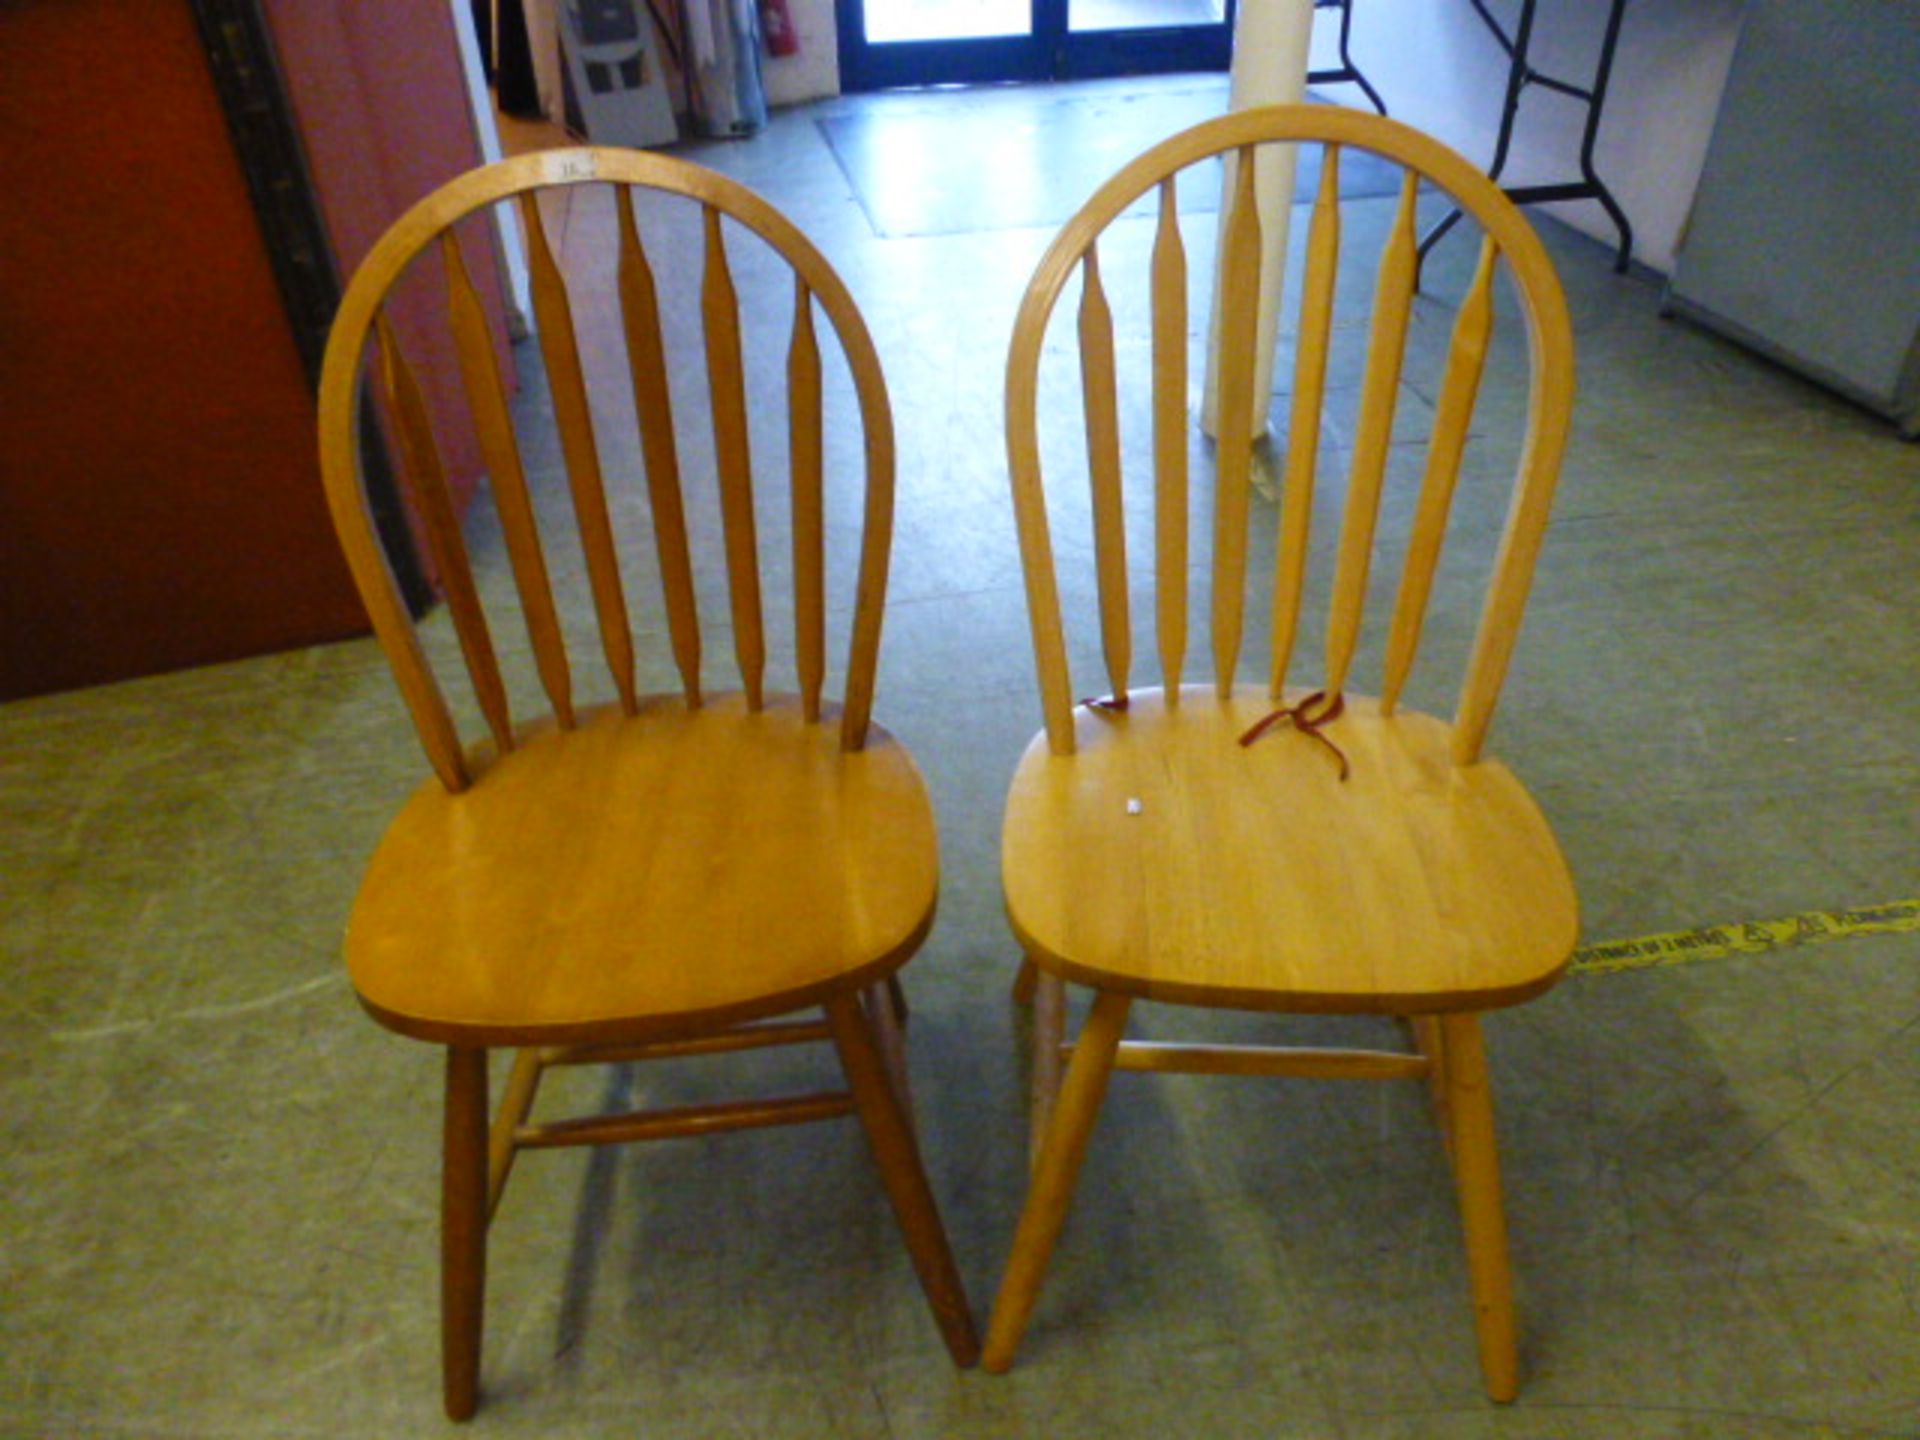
[1002,685,1577,1013]
[348,694,938,1046]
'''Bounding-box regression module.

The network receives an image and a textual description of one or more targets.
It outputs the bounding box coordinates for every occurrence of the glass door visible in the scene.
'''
[838,0,1049,89]
[838,0,1234,92]
[864,0,1032,43]
[1060,0,1232,76]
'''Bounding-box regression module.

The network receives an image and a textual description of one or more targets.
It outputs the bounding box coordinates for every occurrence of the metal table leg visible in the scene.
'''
[1306,0,1387,115]
[1418,0,1635,276]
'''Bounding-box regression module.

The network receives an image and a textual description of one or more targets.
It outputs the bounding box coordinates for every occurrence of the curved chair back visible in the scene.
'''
[319,148,897,792]
[1006,106,1575,763]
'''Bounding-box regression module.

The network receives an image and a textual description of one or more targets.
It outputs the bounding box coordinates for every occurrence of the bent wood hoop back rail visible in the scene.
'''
[1004,104,1576,766]
[317,147,900,792]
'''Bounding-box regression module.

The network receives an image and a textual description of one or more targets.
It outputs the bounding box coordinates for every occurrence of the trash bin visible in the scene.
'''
[680,0,767,138]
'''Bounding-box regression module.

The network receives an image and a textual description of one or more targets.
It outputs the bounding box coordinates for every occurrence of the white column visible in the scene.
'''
[1201,0,1316,437]
[449,0,532,335]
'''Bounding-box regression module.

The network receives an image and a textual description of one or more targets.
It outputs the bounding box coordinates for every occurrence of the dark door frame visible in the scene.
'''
[187,0,432,612]
[836,0,1236,92]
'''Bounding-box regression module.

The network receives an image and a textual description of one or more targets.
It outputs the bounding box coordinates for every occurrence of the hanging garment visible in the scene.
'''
[681,0,767,137]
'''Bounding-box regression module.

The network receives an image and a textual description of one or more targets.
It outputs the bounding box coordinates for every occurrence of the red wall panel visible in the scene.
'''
[0,0,364,698]
[263,0,515,516]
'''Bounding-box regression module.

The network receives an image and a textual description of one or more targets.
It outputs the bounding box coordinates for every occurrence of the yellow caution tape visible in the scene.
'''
[1572,899,1920,976]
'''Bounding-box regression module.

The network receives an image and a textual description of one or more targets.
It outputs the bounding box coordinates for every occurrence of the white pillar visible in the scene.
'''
[1201,0,1316,438]
[449,0,532,335]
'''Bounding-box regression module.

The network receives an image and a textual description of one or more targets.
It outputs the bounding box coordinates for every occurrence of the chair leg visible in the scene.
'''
[863,980,915,1137]
[442,1046,489,1421]
[825,992,980,1367]
[983,988,1132,1374]
[487,1047,547,1221]
[1410,1016,1455,1167]
[886,973,910,1026]
[1011,954,1039,1006]
[1029,971,1067,1174]
[1438,1013,1518,1403]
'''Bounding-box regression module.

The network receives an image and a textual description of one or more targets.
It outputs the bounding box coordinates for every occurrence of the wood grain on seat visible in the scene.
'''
[1004,687,1575,1013]
[351,695,937,1047]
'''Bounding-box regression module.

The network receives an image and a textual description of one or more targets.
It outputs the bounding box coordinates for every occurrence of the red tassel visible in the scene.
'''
[1237,690,1350,781]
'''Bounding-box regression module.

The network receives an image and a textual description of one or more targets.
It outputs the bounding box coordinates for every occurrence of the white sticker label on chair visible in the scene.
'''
[545,151,600,184]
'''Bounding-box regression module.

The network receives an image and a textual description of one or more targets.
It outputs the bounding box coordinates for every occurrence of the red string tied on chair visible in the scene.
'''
[1237,689,1350,781]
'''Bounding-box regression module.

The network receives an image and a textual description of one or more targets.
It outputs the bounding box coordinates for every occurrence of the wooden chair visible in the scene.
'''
[986,106,1578,1399]
[316,148,978,1420]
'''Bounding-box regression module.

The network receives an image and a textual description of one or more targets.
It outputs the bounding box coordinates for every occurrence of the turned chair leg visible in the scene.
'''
[863,980,915,1136]
[487,1047,546,1221]
[1410,1015,1455,1167]
[983,988,1132,1373]
[1011,955,1039,1005]
[1438,1013,1518,1403]
[442,1046,489,1421]
[825,992,980,1367]
[1029,971,1066,1174]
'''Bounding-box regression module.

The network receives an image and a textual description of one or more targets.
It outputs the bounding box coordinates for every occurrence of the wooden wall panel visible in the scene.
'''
[0,0,368,699]
[0,1,504,699]
[263,0,514,515]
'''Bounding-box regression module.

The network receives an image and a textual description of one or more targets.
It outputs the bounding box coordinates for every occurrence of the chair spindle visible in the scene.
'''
[1323,169,1418,699]
[702,205,765,710]
[1079,244,1130,703]
[1452,231,1575,768]
[1382,235,1497,715]
[1151,176,1189,701]
[788,276,826,721]
[1211,144,1263,698]
[373,313,514,756]
[1269,144,1342,699]
[443,229,575,729]
[616,189,703,707]
[518,192,637,714]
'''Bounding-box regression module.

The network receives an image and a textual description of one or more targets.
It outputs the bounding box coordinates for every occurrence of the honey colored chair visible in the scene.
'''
[986,107,1578,1399]
[316,149,977,1420]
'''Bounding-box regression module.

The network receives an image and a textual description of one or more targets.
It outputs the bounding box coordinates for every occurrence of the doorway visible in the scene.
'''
[836,0,1235,91]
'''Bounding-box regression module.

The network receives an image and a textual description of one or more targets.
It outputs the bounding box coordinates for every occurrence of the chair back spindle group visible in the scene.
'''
[317,149,899,793]
[1005,107,1575,764]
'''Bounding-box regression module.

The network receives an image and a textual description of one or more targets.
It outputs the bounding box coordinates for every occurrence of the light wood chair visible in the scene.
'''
[316,148,978,1420]
[986,106,1578,1400]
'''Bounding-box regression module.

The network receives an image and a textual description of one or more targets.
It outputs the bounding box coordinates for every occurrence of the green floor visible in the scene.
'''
[4,78,1919,1437]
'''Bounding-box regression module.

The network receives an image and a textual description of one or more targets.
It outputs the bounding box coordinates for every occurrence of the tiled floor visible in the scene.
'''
[4,77,1919,1437]
[816,77,1400,237]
